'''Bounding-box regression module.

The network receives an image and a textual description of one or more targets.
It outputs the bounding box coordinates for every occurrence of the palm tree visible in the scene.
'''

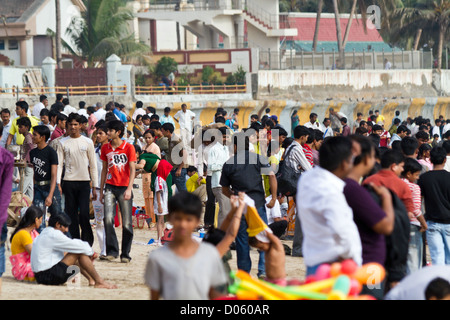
[312,0,324,52]
[332,0,345,68]
[389,0,450,69]
[64,0,149,67]
[55,0,62,68]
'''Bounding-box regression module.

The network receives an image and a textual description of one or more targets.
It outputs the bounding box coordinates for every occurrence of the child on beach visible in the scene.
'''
[9,206,43,282]
[144,191,227,300]
[140,129,161,228]
[136,153,172,246]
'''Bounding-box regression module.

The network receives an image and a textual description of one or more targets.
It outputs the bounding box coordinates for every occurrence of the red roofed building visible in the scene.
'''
[283,13,393,53]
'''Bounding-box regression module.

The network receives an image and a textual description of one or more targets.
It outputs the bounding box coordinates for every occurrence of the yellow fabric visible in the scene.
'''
[186,172,206,193]
[11,229,33,255]
[263,155,280,197]
[9,116,39,145]
[246,205,269,238]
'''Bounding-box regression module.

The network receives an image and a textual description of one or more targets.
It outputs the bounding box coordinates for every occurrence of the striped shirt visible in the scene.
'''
[302,144,314,167]
[402,178,423,227]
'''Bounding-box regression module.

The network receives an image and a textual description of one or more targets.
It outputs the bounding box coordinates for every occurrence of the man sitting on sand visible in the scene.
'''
[30,214,116,289]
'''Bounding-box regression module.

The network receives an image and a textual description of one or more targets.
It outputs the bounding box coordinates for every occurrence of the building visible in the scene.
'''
[0,0,85,67]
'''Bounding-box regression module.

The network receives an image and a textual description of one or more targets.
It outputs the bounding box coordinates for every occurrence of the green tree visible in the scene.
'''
[63,0,149,67]
[155,56,178,79]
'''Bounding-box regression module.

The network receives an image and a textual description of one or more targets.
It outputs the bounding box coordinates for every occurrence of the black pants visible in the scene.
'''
[204,176,216,227]
[62,181,93,246]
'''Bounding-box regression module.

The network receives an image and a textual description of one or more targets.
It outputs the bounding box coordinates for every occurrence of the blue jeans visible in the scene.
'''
[406,224,423,274]
[236,206,268,277]
[0,223,7,277]
[426,221,450,266]
[171,168,187,193]
[33,183,63,233]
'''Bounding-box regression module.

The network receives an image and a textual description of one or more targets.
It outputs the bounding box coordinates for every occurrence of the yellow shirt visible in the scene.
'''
[9,116,39,145]
[376,115,385,124]
[186,172,206,193]
[11,229,33,255]
[263,155,280,197]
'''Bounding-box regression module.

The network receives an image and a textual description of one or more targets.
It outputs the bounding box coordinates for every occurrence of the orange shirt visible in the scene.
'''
[363,169,415,213]
[101,140,137,187]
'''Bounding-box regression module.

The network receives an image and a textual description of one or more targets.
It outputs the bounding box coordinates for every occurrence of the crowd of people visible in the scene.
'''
[0,96,450,300]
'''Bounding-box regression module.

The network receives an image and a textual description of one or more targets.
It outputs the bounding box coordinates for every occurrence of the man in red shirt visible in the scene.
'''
[99,120,137,263]
[363,149,415,216]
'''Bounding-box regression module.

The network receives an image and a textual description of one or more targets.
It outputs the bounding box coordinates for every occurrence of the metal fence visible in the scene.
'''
[259,48,437,71]
[148,0,244,11]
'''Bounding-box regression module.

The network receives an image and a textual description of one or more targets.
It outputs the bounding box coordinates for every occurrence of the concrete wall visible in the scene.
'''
[257,69,440,101]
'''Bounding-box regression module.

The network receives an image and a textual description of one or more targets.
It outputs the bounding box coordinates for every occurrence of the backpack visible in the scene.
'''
[276,145,302,197]
[364,185,410,282]
[160,227,174,244]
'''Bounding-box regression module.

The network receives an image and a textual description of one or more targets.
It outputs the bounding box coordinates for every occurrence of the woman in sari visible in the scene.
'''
[136,153,173,245]
[133,114,146,147]
[9,206,43,281]
[291,110,299,137]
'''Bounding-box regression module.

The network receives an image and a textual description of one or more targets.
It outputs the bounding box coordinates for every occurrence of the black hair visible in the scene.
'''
[442,140,450,154]
[397,125,408,134]
[372,124,383,132]
[393,118,401,125]
[79,101,86,109]
[215,116,226,124]
[395,110,400,116]
[87,106,96,114]
[309,112,317,120]
[16,100,29,113]
[425,278,450,300]
[401,137,419,156]
[17,116,31,130]
[368,133,381,147]
[306,128,315,144]
[33,125,51,141]
[1,108,10,115]
[142,114,150,121]
[401,158,423,177]
[251,114,259,120]
[164,107,171,113]
[187,166,197,173]
[250,122,263,131]
[40,108,49,117]
[48,213,72,228]
[293,125,310,139]
[51,102,64,112]
[10,206,44,243]
[415,130,429,141]
[79,115,88,124]
[67,112,82,124]
[149,121,162,130]
[350,135,375,166]
[355,127,368,135]
[430,146,447,165]
[277,127,288,137]
[107,120,125,138]
[218,126,228,136]
[359,120,367,127]
[150,114,160,121]
[417,143,432,159]
[313,129,324,142]
[147,106,156,114]
[203,227,226,246]
[282,137,294,149]
[143,129,156,138]
[56,93,63,101]
[380,149,405,169]
[319,136,353,172]
[105,112,117,122]
[265,119,275,129]
[40,95,47,102]
[161,122,175,133]
[56,112,68,124]
[168,191,202,219]
[95,119,106,129]
[136,101,143,109]
[340,117,348,124]
[391,140,402,152]
[265,108,270,113]
[134,144,142,155]
[62,98,70,106]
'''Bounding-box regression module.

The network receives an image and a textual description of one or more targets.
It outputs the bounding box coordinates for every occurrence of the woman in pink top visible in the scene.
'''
[137,129,161,228]
[417,143,433,171]
[87,106,98,138]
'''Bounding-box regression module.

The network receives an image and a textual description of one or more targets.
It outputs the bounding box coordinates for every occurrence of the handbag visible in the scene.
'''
[276,145,302,197]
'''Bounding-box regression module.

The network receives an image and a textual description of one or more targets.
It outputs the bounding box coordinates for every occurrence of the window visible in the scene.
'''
[0,40,4,50]
[8,39,18,50]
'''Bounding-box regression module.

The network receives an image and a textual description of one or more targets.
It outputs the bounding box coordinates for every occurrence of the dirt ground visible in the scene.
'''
[0,178,305,300]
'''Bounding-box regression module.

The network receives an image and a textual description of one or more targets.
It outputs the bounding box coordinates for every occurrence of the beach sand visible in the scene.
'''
[0,178,305,300]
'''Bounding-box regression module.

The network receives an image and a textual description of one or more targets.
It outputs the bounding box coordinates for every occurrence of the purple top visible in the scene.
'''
[343,178,387,265]
[0,147,14,228]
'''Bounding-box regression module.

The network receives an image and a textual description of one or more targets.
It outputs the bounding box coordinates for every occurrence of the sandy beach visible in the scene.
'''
[0,178,305,300]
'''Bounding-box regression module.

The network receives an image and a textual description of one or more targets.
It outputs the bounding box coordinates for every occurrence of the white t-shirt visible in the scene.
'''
[144,242,227,300]
[265,195,282,225]
[384,265,450,300]
[174,110,195,131]
[32,102,45,118]
[154,176,169,215]
[64,105,78,116]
